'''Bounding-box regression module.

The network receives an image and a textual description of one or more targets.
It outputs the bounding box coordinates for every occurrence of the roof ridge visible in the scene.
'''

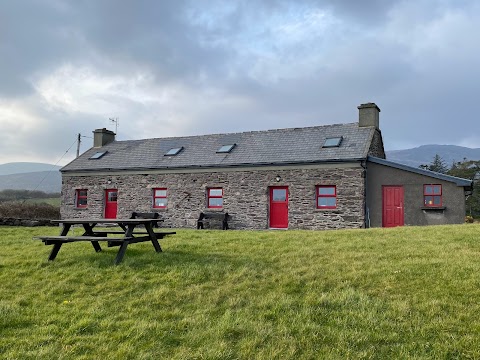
[115,122,360,143]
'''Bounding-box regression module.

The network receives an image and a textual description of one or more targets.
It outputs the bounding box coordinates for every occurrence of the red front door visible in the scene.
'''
[382,186,404,227]
[269,186,288,228]
[105,189,118,219]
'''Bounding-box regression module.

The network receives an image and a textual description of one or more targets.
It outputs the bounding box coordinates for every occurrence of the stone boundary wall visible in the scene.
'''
[61,165,366,230]
[0,218,55,226]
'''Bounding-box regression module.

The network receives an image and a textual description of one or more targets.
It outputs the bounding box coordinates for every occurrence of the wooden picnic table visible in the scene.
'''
[34,218,176,265]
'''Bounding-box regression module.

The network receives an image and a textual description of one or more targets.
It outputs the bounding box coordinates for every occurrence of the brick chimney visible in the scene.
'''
[358,103,380,129]
[93,128,115,147]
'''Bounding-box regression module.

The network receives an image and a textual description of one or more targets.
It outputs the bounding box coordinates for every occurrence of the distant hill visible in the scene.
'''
[0,171,61,193]
[386,145,480,168]
[0,162,61,176]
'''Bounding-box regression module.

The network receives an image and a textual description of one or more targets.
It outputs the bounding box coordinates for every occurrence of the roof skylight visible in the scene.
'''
[89,151,107,159]
[164,147,184,156]
[217,144,236,153]
[323,137,343,148]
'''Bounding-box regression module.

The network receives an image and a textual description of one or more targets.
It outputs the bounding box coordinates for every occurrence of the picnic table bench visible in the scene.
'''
[33,217,176,265]
[197,212,231,230]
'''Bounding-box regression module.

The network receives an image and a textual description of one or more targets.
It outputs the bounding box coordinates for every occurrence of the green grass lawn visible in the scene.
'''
[1,225,480,359]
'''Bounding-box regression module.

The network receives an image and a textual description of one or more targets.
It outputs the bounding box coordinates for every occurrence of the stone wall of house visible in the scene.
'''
[368,130,386,159]
[61,166,365,230]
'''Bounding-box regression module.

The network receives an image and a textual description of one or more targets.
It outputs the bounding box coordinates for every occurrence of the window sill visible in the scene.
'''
[204,208,224,212]
[74,207,88,210]
[151,208,167,212]
[315,208,340,212]
[421,206,446,211]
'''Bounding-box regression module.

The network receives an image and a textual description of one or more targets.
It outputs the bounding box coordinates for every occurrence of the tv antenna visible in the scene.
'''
[109,117,119,134]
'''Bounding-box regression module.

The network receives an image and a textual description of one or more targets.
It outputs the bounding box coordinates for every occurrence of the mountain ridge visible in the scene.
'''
[386,145,480,168]
[0,170,61,193]
[0,162,62,176]
[0,162,62,193]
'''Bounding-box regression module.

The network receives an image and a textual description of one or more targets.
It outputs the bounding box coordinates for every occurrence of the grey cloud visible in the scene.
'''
[0,1,84,96]
[1,0,480,165]
[312,0,396,25]
[0,0,231,96]
[0,0,402,97]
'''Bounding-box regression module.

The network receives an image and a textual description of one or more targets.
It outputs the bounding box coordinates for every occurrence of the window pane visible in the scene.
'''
[323,137,342,147]
[272,189,286,201]
[433,185,441,195]
[78,190,87,197]
[209,189,222,196]
[217,144,235,153]
[318,197,336,207]
[165,147,183,156]
[89,151,107,159]
[318,187,335,195]
[433,196,441,205]
[155,198,168,207]
[108,192,117,202]
[78,198,87,206]
[425,196,433,205]
[425,185,433,195]
[155,189,167,197]
[209,198,223,207]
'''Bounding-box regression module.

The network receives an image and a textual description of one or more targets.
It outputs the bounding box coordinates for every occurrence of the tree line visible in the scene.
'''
[420,155,480,216]
[0,189,61,203]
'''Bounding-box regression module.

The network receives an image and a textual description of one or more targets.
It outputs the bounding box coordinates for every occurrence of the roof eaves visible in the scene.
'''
[368,156,474,188]
[60,157,367,174]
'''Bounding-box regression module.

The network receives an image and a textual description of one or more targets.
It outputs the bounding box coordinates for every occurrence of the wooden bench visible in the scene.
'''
[34,231,177,251]
[95,231,177,247]
[35,231,176,242]
[33,235,136,263]
[92,231,176,238]
[34,236,132,243]
[197,212,231,230]
[130,212,163,228]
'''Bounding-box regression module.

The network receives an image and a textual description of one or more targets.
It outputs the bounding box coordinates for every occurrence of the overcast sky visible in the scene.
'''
[1,0,479,165]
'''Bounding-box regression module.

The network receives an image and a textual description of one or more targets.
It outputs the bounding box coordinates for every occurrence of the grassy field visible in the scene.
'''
[24,197,61,206]
[1,225,480,359]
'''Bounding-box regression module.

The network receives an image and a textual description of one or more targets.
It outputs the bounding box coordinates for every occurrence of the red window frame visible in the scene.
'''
[207,188,223,208]
[316,185,337,209]
[153,188,168,208]
[424,184,442,207]
[76,189,88,208]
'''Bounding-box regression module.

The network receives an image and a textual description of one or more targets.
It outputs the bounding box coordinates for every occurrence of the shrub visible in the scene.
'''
[465,215,474,223]
[0,202,60,220]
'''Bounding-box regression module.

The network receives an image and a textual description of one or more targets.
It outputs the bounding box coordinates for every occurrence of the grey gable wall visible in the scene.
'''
[366,161,467,227]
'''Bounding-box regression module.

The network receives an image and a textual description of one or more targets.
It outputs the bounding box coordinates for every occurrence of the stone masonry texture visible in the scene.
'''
[61,166,365,230]
[368,130,386,159]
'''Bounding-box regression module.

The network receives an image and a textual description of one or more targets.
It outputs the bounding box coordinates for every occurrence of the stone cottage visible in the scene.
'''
[60,103,473,229]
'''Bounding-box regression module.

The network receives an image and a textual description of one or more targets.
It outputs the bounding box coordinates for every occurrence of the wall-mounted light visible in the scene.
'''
[107,179,112,185]
[275,175,281,182]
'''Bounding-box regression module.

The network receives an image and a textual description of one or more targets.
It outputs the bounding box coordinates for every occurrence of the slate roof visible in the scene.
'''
[368,156,473,189]
[61,122,376,173]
